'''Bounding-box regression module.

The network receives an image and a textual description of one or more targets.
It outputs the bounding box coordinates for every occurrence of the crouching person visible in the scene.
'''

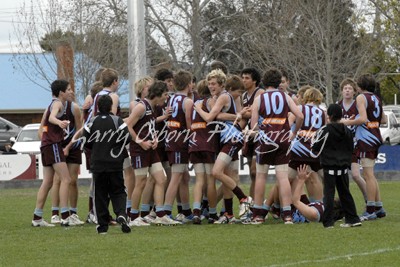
[83,95,132,234]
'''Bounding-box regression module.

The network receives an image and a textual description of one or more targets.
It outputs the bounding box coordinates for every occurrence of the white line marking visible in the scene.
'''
[267,246,400,267]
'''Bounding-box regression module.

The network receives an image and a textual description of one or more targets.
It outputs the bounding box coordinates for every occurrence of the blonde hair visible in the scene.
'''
[303,87,323,105]
[297,85,312,104]
[134,76,153,98]
[206,69,226,86]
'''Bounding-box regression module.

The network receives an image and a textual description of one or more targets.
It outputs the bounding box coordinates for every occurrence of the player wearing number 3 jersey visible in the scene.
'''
[343,74,387,221]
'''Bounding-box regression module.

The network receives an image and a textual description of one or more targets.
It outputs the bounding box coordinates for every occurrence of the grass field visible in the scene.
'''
[0,181,399,267]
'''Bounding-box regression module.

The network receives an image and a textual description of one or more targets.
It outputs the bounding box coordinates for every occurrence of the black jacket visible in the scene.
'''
[83,112,131,172]
[311,122,353,169]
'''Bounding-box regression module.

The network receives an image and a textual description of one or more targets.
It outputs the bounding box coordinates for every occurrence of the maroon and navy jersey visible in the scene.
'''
[243,87,262,128]
[257,90,291,145]
[154,93,173,149]
[191,91,201,102]
[41,99,65,147]
[165,93,189,152]
[290,104,325,162]
[355,93,383,152]
[85,89,120,124]
[130,99,156,155]
[60,101,80,149]
[189,98,218,153]
[338,99,358,134]
[243,87,262,108]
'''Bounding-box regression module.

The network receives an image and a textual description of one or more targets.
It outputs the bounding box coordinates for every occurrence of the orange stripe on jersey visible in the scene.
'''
[168,120,181,128]
[366,121,379,129]
[191,122,207,130]
[262,118,286,125]
[42,126,48,133]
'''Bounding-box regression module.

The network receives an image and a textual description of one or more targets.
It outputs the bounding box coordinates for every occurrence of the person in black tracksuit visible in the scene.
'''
[83,94,132,234]
[312,104,361,228]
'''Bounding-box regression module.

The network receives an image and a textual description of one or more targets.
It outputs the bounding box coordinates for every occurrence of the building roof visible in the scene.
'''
[0,53,130,111]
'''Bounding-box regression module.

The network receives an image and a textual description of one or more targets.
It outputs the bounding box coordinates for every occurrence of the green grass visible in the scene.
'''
[1,182,399,267]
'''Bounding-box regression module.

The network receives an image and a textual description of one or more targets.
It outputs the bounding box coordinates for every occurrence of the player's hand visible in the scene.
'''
[151,139,158,150]
[297,164,311,180]
[136,139,152,150]
[194,102,202,110]
[63,147,70,157]
[164,106,172,118]
[59,120,70,129]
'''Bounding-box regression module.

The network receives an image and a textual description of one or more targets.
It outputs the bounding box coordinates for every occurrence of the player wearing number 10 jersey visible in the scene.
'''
[250,68,304,224]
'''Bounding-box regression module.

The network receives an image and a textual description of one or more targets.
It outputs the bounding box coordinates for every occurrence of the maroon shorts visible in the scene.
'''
[289,160,322,172]
[357,150,378,160]
[242,138,257,159]
[189,151,216,164]
[219,141,243,161]
[256,141,290,166]
[66,148,82,165]
[352,147,359,163]
[167,151,189,165]
[41,143,66,167]
[131,149,161,169]
[156,146,168,162]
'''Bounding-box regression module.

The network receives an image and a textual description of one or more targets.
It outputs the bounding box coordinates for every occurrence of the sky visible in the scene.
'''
[0,0,47,53]
[0,0,374,53]
[0,0,26,52]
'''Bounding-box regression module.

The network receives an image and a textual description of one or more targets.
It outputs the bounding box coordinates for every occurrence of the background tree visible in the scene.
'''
[237,0,374,104]
[12,0,398,105]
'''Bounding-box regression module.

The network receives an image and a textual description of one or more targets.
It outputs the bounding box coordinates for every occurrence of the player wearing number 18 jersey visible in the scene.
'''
[289,88,325,202]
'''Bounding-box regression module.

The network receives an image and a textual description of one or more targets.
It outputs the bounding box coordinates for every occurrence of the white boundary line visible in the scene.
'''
[267,246,400,267]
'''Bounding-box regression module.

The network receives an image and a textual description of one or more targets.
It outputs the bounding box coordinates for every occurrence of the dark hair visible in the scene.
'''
[375,81,382,99]
[327,103,342,122]
[281,69,290,81]
[210,60,228,75]
[154,68,173,81]
[98,95,112,113]
[262,68,282,88]
[148,81,168,100]
[174,69,193,91]
[51,79,69,97]
[357,74,376,93]
[240,67,261,86]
